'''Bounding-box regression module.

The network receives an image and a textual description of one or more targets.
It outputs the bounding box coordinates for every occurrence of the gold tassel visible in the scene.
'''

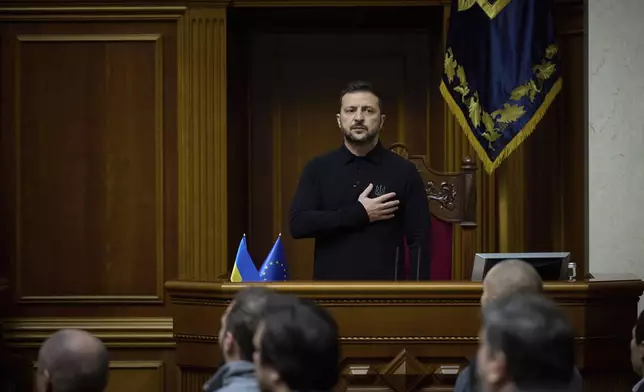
[440,78,563,174]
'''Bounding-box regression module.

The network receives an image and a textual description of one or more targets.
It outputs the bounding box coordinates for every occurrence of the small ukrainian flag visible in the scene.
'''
[230,235,260,282]
[259,234,288,282]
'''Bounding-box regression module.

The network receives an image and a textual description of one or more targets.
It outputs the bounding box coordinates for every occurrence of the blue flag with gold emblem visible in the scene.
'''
[440,0,562,173]
[259,234,288,282]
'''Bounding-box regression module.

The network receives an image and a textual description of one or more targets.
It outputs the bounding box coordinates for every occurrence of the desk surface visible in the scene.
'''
[165,273,643,298]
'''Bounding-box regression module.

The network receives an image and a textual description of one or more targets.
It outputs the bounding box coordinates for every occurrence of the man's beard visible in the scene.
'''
[342,126,379,145]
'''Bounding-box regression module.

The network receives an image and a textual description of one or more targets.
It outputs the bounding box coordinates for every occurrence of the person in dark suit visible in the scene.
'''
[630,309,644,392]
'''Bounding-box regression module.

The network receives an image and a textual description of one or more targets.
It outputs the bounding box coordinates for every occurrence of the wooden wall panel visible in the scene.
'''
[15,35,163,302]
[0,16,179,314]
[0,12,181,392]
[27,361,168,392]
[106,361,165,392]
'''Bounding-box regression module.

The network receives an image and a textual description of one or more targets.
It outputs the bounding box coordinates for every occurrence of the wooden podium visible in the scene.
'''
[166,274,644,392]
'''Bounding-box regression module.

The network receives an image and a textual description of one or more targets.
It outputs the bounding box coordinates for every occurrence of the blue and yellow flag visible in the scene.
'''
[230,235,260,282]
[259,234,288,282]
[440,0,562,173]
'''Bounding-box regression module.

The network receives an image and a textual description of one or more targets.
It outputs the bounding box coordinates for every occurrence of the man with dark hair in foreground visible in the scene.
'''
[252,295,340,392]
[36,329,109,392]
[289,80,430,281]
[204,287,277,392]
[477,295,576,392]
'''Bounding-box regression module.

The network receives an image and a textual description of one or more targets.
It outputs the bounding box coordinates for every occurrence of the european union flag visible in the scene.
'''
[259,234,288,282]
[230,235,260,282]
[440,0,562,173]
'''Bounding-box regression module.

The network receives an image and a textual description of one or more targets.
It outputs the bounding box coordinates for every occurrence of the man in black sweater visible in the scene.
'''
[288,81,430,281]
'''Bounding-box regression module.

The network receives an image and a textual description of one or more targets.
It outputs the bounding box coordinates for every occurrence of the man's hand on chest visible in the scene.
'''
[358,183,399,223]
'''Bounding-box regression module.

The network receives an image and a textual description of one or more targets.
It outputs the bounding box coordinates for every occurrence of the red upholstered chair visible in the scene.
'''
[390,143,477,280]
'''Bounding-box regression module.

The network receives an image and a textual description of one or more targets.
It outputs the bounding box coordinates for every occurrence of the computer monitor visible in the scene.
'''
[471,252,571,282]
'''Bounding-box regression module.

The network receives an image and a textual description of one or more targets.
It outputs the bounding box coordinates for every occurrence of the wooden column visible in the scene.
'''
[497,152,527,253]
[178,5,229,281]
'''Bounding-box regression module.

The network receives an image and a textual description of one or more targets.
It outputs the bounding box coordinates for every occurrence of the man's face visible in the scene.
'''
[630,326,644,376]
[336,91,385,145]
[476,327,507,392]
[253,322,277,392]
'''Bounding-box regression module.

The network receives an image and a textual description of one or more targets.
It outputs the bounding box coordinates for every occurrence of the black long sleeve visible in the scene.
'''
[403,165,431,280]
[290,143,431,281]
[289,160,369,239]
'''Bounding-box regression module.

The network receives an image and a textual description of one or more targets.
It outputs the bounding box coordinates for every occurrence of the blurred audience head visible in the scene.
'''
[476,294,575,392]
[219,286,277,363]
[253,295,339,392]
[481,259,543,307]
[36,329,109,392]
[630,309,644,377]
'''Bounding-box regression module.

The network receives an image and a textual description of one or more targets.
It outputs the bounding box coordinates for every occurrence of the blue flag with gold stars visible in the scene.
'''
[440,0,562,173]
[259,234,288,282]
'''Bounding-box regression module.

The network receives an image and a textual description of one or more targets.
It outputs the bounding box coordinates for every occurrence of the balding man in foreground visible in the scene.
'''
[454,260,581,392]
[36,329,109,392]
[479,259,543,307]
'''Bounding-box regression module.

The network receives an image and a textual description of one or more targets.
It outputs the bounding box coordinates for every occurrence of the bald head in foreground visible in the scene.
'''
[36,329,109,392]
[480,259,543,307]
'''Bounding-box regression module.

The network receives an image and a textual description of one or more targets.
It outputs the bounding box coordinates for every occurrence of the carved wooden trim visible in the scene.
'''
[2,317,174,348]
[166,277,644,300]
[0,0,581,8]
[173,333,482,343]
[178,8,228,281]
[173,332,602,344]
[231,0,438,5]
[0,6,186,20]
[232,0,582,6]
[389,142,476,225]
